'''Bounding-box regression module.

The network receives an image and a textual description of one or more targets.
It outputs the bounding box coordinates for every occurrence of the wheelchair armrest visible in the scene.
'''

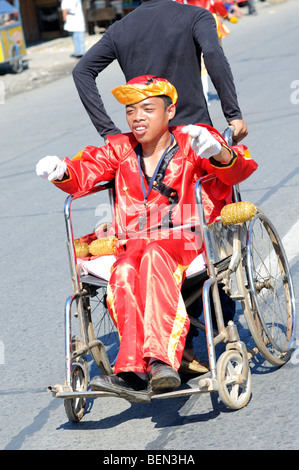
[64,180,115,220]
[71,180,115,202]
[64,180,115,293]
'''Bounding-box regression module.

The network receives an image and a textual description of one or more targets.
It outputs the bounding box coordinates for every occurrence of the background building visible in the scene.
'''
[14,0,140,44]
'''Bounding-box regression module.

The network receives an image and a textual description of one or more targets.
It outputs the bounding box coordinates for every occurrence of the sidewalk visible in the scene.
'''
[0,33,102,100]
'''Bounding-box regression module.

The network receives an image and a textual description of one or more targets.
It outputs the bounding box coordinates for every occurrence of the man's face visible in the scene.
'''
[126,97,176,145]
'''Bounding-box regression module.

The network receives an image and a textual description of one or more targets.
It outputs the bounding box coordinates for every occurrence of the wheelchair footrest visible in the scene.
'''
[50,389,120,399]
[152,377,217,400]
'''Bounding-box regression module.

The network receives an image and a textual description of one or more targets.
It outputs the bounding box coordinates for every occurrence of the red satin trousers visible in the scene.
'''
[107,234,200,374]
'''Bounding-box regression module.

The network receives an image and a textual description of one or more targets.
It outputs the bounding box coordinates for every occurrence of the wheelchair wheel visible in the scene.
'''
[217,350,252,410]
[238,213,296,366]
[64,357,88,422]
[83,285,120,375]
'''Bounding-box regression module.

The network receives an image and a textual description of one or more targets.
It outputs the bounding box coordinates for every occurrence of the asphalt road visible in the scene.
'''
[1,0,299,451]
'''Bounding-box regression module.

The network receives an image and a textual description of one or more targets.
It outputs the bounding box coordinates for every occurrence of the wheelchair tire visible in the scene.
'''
[64,357,88,422]
[217,350,252,410]
[83,285,120,375]
[238,212,296,366]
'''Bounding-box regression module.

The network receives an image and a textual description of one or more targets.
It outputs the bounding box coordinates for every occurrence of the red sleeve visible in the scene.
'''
[193,125,258,185]
[53,144,119,194]
[208,144,258,186]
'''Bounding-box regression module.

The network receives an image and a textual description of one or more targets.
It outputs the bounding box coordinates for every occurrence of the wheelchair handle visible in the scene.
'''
[222,125,235,146]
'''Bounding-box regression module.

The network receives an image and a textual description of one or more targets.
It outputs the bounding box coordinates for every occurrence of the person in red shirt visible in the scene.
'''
[36,76,257,403]
[176,0,236,37]
[176,0,238,106]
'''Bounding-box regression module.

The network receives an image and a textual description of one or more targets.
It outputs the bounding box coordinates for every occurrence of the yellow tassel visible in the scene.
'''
[229,16,238,24]
[89,236,118,256]
[220,201,257,225]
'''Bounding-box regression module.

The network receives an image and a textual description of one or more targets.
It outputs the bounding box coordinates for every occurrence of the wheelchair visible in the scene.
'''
[48,128,296,422]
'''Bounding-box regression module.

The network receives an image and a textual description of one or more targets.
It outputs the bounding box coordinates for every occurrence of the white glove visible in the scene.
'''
[182,125,221,158]
[36,155,67,182]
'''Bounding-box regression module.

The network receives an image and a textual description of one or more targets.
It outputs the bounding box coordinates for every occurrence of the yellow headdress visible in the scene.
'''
[111,75,178,105]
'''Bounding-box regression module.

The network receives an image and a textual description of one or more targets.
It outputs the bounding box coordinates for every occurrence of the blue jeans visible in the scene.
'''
[247,0,257,14]
[70,31,85,56]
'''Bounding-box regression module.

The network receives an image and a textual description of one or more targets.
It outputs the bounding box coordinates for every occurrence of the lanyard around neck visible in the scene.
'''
[137,133,174,204]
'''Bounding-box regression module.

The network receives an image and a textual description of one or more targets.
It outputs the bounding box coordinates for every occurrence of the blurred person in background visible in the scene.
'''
[61,0,86,58]
[176,0,239,106]
[247,0,257,15]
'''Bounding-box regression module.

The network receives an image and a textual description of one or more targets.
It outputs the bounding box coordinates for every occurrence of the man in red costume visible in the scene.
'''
[36,76,257,403]
[177,0,233,38]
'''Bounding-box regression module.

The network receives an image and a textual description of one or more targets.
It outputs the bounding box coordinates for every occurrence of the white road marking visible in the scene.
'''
[282,219,299,265]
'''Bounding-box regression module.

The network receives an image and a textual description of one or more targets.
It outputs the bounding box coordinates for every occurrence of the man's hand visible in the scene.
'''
[62,9,68,22]
[229,119,248,144]
[36,155,67,182]
[182,125,221,158]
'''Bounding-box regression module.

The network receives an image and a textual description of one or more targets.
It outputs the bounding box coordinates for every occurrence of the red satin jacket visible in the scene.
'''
[54,124,257,237]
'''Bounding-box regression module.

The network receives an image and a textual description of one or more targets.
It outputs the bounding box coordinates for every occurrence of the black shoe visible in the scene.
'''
[90,372,152,403]
[150,361,181,392]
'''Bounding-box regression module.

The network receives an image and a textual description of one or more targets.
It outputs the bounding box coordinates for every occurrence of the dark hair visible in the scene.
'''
[159,95,173,108]
[125,95,173,108]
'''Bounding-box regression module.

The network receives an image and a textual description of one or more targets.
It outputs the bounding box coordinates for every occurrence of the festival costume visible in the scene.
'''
[54,125,257,374]
[176,0,231,38]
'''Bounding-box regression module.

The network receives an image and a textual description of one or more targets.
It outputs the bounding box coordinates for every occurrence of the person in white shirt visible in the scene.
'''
[61,0,86,58]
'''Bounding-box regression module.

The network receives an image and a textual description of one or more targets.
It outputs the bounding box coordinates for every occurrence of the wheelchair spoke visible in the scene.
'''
[243,213,296,365]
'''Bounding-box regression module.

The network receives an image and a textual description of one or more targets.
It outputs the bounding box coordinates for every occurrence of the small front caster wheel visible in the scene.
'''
[217,350,252,410]
[64,357,88,422]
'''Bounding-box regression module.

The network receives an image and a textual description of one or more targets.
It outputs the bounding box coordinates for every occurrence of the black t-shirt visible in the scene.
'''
[73,0,242,138]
